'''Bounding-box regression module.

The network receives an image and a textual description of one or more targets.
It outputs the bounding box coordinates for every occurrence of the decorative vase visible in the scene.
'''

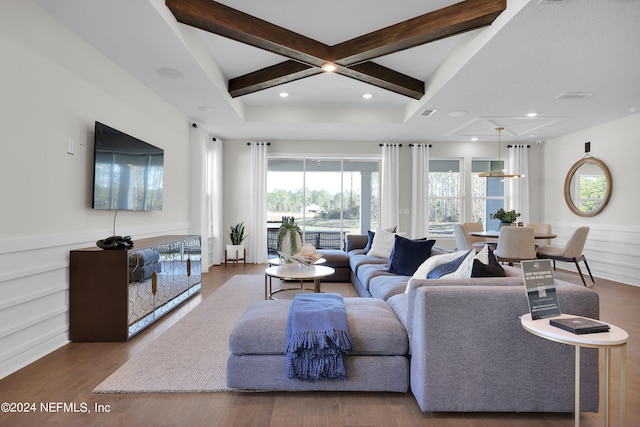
[499,222,513,229]
[277,230,302,256]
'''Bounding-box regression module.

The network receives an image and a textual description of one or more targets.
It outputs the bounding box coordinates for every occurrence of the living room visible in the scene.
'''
[1,0,639,425]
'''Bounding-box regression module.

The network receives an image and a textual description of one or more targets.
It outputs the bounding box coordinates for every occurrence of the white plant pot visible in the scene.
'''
[226,244,245,260]
[278,231,302,256]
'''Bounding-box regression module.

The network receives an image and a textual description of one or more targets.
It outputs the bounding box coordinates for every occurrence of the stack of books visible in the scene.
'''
[549,317,610,334]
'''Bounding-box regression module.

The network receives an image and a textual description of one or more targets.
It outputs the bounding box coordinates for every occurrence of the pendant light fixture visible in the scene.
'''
[478,127,523,179]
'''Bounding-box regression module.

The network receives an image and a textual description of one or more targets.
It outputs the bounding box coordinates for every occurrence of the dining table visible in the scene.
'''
[470,230,557,240]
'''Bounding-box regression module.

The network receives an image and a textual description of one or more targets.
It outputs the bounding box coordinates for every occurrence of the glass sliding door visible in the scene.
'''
[267,158,379,254]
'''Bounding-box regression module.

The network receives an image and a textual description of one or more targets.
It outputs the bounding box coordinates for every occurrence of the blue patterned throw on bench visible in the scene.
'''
[285,293,353,381]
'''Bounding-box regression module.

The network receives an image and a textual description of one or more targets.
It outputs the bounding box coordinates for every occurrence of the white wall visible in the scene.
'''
[0,1,192,379]
[543,113,640,286]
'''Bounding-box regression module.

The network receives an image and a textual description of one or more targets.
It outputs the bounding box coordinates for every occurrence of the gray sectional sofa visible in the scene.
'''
[228,233,601,414]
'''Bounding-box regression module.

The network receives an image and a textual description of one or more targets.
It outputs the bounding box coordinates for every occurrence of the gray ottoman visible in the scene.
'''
[316,249,350,282]
[227,297,409,392]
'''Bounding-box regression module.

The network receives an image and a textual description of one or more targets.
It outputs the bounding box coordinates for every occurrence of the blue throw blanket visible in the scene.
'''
[285,293,353,381]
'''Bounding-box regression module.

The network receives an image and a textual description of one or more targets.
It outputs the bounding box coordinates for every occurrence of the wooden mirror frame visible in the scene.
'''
[563,157,612,217]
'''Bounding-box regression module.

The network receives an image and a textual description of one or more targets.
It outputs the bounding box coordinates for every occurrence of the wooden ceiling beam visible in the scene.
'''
[339,62,425,100]
[332,0,506,65]
[165,0,330,67]
[228,60,322,98]
[166,0,506,99]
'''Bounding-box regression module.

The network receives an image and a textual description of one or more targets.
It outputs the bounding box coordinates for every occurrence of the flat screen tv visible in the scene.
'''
[92,121,164,211]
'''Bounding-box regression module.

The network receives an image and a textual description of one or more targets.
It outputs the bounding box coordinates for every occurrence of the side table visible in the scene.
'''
[520,313,628,427]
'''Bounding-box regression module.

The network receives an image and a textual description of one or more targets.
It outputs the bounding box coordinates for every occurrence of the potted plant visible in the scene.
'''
[277,216,303,256]
[226,222,247,261]
[490,208,521,227]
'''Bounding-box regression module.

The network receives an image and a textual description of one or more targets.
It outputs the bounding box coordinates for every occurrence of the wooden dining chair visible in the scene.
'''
[493,226,537,265]
[537,226,594,287]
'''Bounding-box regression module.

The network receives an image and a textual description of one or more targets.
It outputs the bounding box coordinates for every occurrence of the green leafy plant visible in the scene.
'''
[277,216,303,255]
[229,222,247,245]
[490,208,521,223]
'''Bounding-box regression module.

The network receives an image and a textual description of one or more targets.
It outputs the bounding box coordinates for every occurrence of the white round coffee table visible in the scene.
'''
[264,264,335,300]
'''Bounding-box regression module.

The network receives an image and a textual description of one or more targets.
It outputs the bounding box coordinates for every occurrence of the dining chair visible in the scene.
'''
[526,223,552,247]
[493,226,537,265]
[453,222,490,251]
[536,226,594,287]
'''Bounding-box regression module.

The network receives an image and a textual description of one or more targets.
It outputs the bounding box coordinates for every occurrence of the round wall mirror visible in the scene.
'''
[563,157,612,217]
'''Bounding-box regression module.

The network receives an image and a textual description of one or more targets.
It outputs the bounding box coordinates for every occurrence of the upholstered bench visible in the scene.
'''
[316,249,350,282]
[227,297,409,392]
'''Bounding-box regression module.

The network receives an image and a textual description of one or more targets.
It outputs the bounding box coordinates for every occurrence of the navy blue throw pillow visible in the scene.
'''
[426,251,471,279]
[387,235,436,276]
[363,230,375,254]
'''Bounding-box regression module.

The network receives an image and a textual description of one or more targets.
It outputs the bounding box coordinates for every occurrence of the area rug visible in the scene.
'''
[93,274,356,393]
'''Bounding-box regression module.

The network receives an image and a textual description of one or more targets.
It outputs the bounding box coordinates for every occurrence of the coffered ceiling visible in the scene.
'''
[35,0,640,144]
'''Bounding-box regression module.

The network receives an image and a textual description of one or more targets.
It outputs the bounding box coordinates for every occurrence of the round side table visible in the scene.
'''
[520,313,628,427]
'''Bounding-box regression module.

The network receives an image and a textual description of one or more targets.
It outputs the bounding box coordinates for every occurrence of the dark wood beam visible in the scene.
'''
[228,61,322,98]
[332,0,506,65]
[338,62,424,100]
[165,0,506,99]
[165,0,330,67]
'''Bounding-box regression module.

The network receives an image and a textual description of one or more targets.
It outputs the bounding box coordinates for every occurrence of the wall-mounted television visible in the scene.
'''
[92,121,164,211]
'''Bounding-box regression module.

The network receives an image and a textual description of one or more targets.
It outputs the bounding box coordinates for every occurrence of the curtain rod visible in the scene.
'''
[408,144,432,147]
[507,144,530,148]
[246,142,271,145]
[379,143,402,147]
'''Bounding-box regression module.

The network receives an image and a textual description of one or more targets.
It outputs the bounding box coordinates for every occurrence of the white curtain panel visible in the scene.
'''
[189,127,224,270]
[206,137,224,266]
[380,144,400,230]
[507,145,530,224]
[411,144,430,239]
[249,142,269,264]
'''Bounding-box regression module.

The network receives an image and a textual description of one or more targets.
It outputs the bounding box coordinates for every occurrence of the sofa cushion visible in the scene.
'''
[356,263,394,292]
[363,230,375,253]
[426,251,470,279]
[229,298,408,356]
[349,252,388,274]
[411,250,469,281]
[441,246,487,279]
[367,229,396,258]
[470,249,505,277]
[388,235,436,276]
[369,275,410,300]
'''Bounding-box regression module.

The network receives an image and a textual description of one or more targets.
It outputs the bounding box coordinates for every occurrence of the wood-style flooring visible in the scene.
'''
[0,263,637,427]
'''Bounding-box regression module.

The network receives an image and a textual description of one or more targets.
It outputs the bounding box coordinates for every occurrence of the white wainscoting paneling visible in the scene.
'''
[0,224,190,380]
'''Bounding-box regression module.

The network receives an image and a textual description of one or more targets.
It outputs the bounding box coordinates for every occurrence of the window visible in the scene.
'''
[428,160,462,234]
[267,158,379,254]
[428,159,506,234]
[472,160,505,230]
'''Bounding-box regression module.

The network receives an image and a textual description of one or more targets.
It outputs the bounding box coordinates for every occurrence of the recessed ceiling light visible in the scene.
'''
[322,63,337,72]
[363,93,372,99]
[630,106,640,113]
[156,67,184,79]
[279,92,289,98]
[525,112,538,117]
[448,110,467,117]
[471,137,479,141]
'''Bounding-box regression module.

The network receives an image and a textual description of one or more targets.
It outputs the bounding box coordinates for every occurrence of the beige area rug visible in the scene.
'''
[93,274,357,393]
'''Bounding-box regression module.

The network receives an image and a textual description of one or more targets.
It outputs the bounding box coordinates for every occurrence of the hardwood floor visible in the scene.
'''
[0,264,638,427]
